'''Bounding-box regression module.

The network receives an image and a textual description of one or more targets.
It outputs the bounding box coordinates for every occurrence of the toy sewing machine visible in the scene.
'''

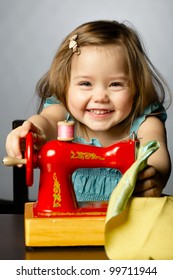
[3,129,139,247]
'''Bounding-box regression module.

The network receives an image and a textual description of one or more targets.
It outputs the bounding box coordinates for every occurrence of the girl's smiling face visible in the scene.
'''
[67,45,134,139]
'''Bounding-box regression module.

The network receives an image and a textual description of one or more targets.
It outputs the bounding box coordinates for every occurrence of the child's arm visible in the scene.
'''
[6,104,67,160]
[134,116,171,196]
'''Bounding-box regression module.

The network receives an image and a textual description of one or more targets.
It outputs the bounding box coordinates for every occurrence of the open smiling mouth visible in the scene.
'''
[87,109,113,115]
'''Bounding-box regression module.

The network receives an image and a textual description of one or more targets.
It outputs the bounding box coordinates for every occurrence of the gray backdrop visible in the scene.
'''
[0,0,173,201]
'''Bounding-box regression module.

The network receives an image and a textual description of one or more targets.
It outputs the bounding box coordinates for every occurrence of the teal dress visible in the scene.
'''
[44,97,167,201]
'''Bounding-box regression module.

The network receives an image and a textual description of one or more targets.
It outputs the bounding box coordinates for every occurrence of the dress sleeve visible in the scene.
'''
[43,95,60,108]
[130,103,167,134]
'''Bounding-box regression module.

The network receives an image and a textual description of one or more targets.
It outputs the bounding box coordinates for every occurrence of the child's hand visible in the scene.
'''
[6,120,46,161]
[134,165,164,197]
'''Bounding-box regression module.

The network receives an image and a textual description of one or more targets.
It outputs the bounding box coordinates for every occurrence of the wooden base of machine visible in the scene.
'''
[24,202,106,247]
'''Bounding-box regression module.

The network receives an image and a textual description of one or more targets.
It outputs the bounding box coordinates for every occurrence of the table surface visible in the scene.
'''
[0,214,108,260]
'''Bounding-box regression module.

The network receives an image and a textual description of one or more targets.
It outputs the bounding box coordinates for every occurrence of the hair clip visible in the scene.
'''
[69,34,80,55]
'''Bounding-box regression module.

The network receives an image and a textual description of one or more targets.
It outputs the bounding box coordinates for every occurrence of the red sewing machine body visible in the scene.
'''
[3,133,139,246]
[30,136,138,217]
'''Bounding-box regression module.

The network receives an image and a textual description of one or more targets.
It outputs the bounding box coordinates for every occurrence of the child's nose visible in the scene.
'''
[92,89,109,103]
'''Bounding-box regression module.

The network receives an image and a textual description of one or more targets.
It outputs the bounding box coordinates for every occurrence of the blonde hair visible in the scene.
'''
[36,20,171,127]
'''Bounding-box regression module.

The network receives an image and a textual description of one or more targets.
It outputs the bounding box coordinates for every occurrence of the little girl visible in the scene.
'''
[6,20,171,201]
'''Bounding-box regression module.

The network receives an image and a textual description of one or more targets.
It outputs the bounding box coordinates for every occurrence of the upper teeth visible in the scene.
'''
[89,110,111,115]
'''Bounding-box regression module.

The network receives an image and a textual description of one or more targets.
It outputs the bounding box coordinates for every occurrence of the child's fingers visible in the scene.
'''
[21,121,47,147]
[133,184,162,197]
[137,165,156,180]
[6,129,23,158]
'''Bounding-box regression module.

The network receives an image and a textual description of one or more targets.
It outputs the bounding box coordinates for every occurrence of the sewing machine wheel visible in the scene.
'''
[25,132,34,186]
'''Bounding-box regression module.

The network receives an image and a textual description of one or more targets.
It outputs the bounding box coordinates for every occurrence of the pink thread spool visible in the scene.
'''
[57,121,75,141]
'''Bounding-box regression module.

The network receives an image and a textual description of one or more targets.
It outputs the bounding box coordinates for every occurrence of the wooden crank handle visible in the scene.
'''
[3,132,34,186]
[3,156,26,166]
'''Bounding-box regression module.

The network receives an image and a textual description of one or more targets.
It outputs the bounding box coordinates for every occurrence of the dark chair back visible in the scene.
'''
[0,120,29,213]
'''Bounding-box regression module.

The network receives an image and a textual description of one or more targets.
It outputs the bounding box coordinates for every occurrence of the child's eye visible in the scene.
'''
[79,81,92,86]
[110,82,123,87]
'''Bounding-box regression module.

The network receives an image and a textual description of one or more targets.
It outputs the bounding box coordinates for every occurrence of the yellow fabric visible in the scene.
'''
[105,196,173,260]
[105,140,173,260]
